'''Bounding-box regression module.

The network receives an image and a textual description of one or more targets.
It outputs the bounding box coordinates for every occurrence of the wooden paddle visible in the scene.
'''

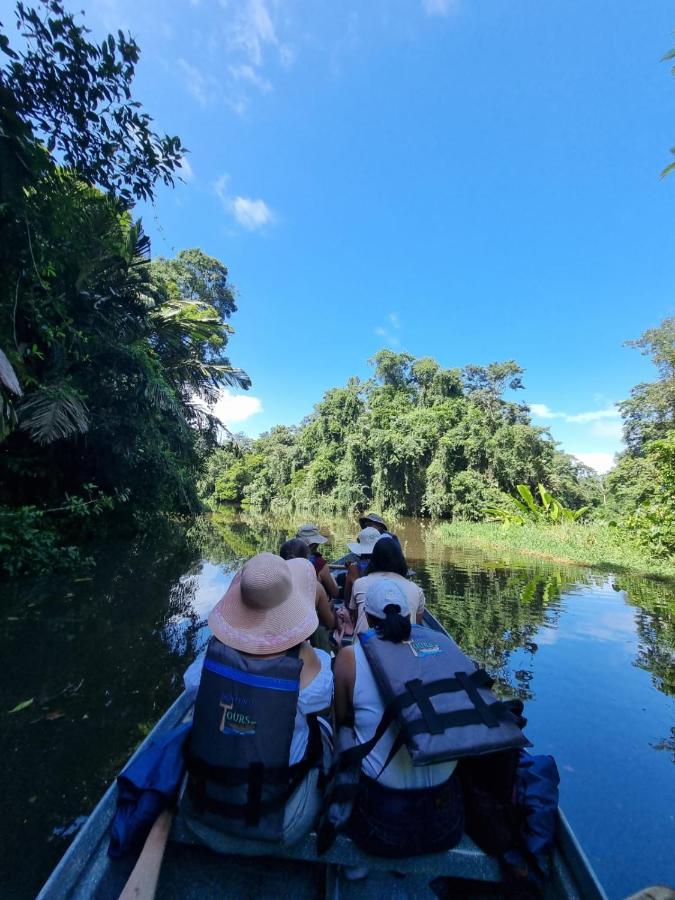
[118,808,174,900]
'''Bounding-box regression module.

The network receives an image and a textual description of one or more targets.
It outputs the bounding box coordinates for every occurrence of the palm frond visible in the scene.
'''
[18,385,90,445]
[0,349,22,396]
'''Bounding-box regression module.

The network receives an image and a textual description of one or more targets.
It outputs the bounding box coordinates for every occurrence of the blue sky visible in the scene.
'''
[82,0,675,472]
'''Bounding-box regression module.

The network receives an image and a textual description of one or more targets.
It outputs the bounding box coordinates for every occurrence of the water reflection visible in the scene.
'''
[1,513,673,899]
[0,520,204,899]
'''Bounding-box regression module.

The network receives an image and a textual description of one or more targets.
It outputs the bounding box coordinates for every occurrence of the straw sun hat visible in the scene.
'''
[208,552,318,655]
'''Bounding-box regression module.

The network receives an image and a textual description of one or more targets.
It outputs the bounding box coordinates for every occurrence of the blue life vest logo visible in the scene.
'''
[219,697,257,735]
[406,638,443,657]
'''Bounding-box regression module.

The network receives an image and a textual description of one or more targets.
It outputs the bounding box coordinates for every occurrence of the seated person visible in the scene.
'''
[358,512,400,546]
[280,538,337,651]
[181,553,333,851]
[296,523,339,599]
[343,526,381,608]
[333,580,464,857]
[351,536,425,633]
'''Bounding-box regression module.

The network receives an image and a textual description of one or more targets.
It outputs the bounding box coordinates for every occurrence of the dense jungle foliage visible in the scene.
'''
[201,319,675,563]
[0,1,248,575]
[199,351,604,519]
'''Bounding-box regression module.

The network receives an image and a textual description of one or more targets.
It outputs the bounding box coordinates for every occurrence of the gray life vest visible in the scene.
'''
[185,636,322,842]
[317,624,528,855]
[353,624,529,768]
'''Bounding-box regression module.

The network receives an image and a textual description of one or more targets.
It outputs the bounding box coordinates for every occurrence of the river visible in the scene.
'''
[1,515,673,898]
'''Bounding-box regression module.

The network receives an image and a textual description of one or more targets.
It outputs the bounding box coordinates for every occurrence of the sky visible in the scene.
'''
[77,0,674,473]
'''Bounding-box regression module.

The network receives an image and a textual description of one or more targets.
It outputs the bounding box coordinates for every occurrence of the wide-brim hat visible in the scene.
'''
[296,523,328,545]
[359,512,387,531]
[348,526,381,556]
[208,552,318,655]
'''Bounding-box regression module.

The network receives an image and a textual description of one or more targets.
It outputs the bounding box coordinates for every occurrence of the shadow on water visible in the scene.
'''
[1,512,673,898]
[0,520,205,898]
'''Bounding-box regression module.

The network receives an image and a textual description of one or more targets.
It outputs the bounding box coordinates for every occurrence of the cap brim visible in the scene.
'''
[208,559,319,654]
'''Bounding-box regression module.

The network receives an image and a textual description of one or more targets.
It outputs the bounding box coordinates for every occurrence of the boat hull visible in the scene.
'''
[38,610,607,900]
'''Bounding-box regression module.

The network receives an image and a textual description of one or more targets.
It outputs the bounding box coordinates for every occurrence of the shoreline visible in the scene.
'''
[433,521,675,582]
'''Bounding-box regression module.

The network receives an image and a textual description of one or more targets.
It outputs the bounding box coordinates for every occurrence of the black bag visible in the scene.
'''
[458,748,523,857]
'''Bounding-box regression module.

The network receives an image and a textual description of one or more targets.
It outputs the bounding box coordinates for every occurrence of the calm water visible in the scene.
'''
[1,515,673,898]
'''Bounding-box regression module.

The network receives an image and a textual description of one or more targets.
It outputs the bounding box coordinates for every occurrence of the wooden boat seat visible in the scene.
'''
[169,814,503,883]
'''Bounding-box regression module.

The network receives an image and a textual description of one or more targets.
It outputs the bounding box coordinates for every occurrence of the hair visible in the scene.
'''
[366,537,408,577]
[279,538,309,561]
[370,603,412,643]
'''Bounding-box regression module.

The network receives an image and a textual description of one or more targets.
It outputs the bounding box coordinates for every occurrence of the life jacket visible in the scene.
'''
[357,558,371,575]
[350,624,529,769]
[318,627,529,855]
[185,636,322,842]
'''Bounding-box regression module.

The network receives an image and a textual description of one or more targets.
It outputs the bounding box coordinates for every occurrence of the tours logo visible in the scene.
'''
[218,693,257,736]
[405,638,443,657]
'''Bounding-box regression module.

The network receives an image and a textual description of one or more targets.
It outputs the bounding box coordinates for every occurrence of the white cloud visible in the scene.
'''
[572,453,616,475]
[374,312,402,347]
[214,174,275,230]
[229,63,273,93]
[214,174,230,204]
[529,403,620,424]
[232,196,275,229]
[177,156,194,181]
[228,0,279,68]
[590,420,623,440]
[421,0,459,16]
[177,58,210,106]
[211,389,263,428]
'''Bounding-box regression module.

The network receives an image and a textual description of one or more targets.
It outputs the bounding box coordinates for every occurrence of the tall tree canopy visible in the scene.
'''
[607,318,675,558]
[0,2,248,574]
[201,351,598,519]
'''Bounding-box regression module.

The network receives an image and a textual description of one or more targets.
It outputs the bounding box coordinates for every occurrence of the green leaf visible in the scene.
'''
[516,484,538,514]
[18,385,89,445]
[8,698,34,714]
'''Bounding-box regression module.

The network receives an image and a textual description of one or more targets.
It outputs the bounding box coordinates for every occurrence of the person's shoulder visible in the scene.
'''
[352,571,376,592]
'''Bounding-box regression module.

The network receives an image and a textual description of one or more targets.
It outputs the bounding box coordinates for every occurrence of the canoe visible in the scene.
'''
[38,607,607,899]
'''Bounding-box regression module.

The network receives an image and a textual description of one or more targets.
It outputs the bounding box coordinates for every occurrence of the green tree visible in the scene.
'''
[201,352,595,521]
[618,317,674,454]
[0,0,185,203]
[0,3,248,574]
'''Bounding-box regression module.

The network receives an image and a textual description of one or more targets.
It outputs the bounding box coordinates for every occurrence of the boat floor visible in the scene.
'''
[81,840,556,900]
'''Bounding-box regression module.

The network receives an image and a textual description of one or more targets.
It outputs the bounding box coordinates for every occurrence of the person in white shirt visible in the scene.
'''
[350,536,425,633]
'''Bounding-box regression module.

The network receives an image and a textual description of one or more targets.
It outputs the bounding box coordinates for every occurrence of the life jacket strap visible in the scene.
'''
[335,668,494,773]
[188,714,323,825]
[403,701,513,738]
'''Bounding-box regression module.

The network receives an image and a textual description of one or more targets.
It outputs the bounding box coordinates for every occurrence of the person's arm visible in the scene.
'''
[344,562,360,607]
[415,585,426,624]
[315,581,337,630]
[318,563,339,599]
[333,646,356,727]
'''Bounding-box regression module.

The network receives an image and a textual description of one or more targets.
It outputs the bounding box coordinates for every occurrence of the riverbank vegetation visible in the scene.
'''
[0,2,248,575]
[201,317,674,573]
[434,522,675,580]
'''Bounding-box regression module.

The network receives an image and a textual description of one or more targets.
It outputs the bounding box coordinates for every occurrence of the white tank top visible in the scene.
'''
[353,640,456,790]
